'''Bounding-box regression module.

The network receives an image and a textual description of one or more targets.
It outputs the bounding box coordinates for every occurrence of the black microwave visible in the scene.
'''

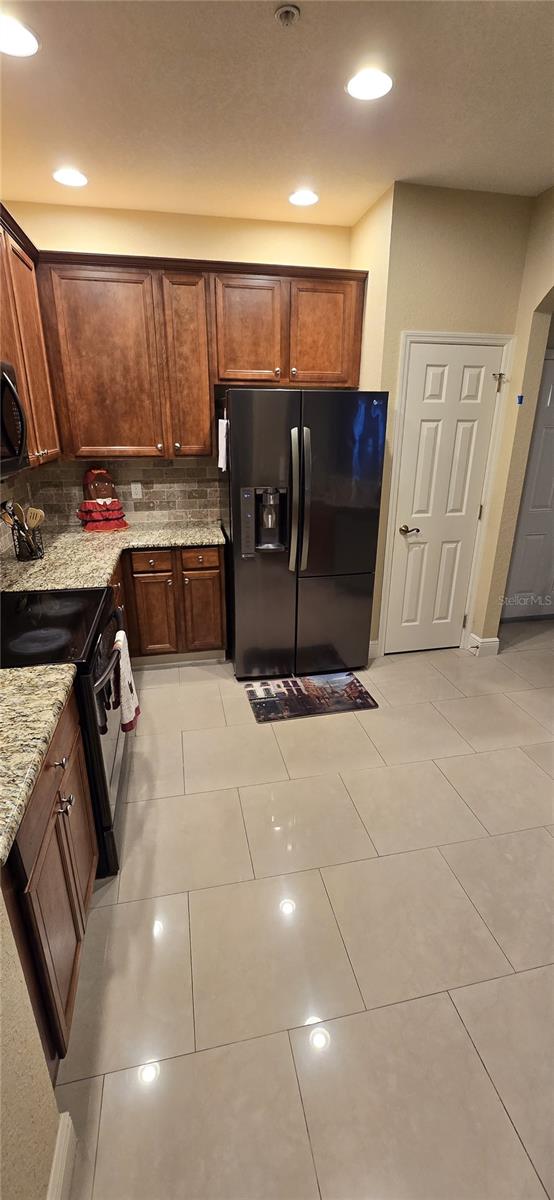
[1,361,29,476]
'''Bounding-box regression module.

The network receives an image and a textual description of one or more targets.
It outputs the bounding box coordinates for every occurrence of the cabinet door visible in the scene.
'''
[50,265,167,457]
[215,275,284,381]
[183,569,223,650]
[0,229,36,456]
[289,278,360,384]
[23,809,83,1055]
[160,273,212,455]
[2,232,59,463]
[134,571,178,654]
[62,736,98,923]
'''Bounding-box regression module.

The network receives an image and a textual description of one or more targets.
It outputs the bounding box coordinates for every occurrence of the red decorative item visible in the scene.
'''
[77,467,129,533]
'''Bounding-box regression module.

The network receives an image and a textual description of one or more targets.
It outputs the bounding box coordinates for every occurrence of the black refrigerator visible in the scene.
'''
[222,388,388,679]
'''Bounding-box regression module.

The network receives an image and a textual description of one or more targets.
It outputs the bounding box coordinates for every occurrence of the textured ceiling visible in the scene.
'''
[1,0,552,225]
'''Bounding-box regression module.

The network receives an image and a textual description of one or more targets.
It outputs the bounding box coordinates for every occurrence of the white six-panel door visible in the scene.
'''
[385,341,503,652]
[503,354,554,618]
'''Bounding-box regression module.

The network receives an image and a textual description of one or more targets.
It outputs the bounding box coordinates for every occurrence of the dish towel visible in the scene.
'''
[218,418,229,470]
[112,629,141,731]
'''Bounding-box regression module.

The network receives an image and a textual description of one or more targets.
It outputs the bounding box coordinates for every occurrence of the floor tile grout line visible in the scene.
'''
[427,698,478,752]
[503,688,554,735]
[88,1072,105,1200]
[521,743,554,779]
[351,711,387,763]
[446,991,550,1199]
[431,757,492,837]
[61,971,549,1088]
[286,1029,323,1200]
[436,845,518,972]
[336,770,380,857]
[268,722,292,781]
[236,787,256,880]
[90,818,554,910]
[186,890,197,1053]
[317,867,366,1012]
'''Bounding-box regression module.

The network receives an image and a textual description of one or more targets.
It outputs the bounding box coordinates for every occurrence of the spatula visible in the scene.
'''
[26,506,45,529]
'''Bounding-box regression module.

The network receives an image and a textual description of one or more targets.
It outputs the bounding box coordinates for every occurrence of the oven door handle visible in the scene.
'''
[93,607,125,695]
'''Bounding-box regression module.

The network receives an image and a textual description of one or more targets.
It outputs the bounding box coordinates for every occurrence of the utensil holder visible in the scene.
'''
[12,527,44,561]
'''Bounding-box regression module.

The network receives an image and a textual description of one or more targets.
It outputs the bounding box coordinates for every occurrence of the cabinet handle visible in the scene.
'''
[174,442,181,451]
[167,578,173,587]
[184,577,189,585]
[291,367,298,377]
[197,555,203,562]
[57,793,76,815]
[148,558,155,566]
[53,756,68,769]
[156,443,163,452]
[274,367,280,377]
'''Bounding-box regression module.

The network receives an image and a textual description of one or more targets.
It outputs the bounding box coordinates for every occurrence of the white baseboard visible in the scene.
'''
[467,634,500,657]
[47,1112,76,1200]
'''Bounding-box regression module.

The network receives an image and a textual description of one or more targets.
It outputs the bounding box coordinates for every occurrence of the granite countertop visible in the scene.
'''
[0,664,76,865]
[0,520,224,592]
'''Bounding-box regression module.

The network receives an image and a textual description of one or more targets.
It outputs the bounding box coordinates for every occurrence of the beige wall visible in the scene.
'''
[349,188,394,389]
[0,893,60,1200]
[6,201,351,268]
[472,187,554,637]
[370,182,533,641]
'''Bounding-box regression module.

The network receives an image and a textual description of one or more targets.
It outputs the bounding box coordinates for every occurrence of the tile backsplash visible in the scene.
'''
[0,458,227,545]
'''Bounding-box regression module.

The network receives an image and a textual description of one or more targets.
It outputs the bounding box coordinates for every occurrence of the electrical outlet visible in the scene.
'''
[131,481,142,499]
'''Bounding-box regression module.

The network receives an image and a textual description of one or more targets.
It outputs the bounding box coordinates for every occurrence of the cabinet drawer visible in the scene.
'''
[181,547,219,570]
[131,550,173,574]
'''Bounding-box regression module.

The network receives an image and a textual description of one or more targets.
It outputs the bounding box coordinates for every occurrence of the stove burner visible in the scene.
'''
[8,627,73,657]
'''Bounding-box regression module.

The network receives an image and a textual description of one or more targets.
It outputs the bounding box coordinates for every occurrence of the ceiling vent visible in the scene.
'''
[274,5,301,29]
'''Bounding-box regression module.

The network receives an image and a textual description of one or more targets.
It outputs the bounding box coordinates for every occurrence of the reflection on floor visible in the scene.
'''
[57,620,554,1200]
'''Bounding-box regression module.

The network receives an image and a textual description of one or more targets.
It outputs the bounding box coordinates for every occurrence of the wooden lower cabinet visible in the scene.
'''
[130,546,225,656]
[134,570,179,654]
[183,567,223,650]
[3,691,98,1064]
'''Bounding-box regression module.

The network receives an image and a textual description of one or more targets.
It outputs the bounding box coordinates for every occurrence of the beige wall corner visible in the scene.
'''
[4,200,351,269]
[0,891,60,1200]
[370,181,533,644]
[472,186,554,638]
[349,188,394,388]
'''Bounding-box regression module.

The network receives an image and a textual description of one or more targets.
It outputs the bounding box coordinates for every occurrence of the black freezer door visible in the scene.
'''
[298,390,388,577]
[228,388,300,678]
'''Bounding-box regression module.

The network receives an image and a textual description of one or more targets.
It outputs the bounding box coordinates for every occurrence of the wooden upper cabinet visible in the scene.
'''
[289,278,361,385]
[160,272,212,455]
[1,230,59,464]
[47,265,167,457]
[215,275,284,382]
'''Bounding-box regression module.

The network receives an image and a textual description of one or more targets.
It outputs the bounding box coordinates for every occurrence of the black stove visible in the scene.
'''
[1,588,111,668]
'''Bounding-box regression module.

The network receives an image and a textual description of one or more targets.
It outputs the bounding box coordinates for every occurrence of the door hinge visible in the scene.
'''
[492,372,505,394]
[462,613,467,629]
[478,503,483,521]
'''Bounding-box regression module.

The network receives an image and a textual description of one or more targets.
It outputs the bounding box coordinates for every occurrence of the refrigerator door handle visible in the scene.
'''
[300,425,312,571]
[289,426,300,572]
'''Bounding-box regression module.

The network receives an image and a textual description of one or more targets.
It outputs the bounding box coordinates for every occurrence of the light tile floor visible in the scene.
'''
[58,619,554,1200]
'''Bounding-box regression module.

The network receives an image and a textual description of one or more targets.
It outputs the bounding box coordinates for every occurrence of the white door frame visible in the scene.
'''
[378,330,514,658]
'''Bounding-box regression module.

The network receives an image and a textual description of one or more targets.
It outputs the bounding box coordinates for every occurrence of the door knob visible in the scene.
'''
[399,524,421,535]
[174,442,181,451]
[274,367,280,377]
[57,793,76,815]
[53,756,68,769]
[291,367,298,377]
[156,443,163,452]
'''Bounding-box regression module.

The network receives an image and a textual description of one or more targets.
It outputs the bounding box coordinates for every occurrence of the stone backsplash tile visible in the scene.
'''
[1,458,228,536]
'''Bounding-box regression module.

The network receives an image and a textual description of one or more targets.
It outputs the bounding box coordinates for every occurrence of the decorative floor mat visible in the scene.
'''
[245,672,378,723]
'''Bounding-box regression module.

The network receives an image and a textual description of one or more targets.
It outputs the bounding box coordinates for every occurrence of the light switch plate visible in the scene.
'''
[131,481,142,499]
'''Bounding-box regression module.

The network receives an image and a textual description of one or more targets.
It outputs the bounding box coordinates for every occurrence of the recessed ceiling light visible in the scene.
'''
[0,14,39,56]
[53,166,88,188]
[289,188,319,207]
[346,68,393,100]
